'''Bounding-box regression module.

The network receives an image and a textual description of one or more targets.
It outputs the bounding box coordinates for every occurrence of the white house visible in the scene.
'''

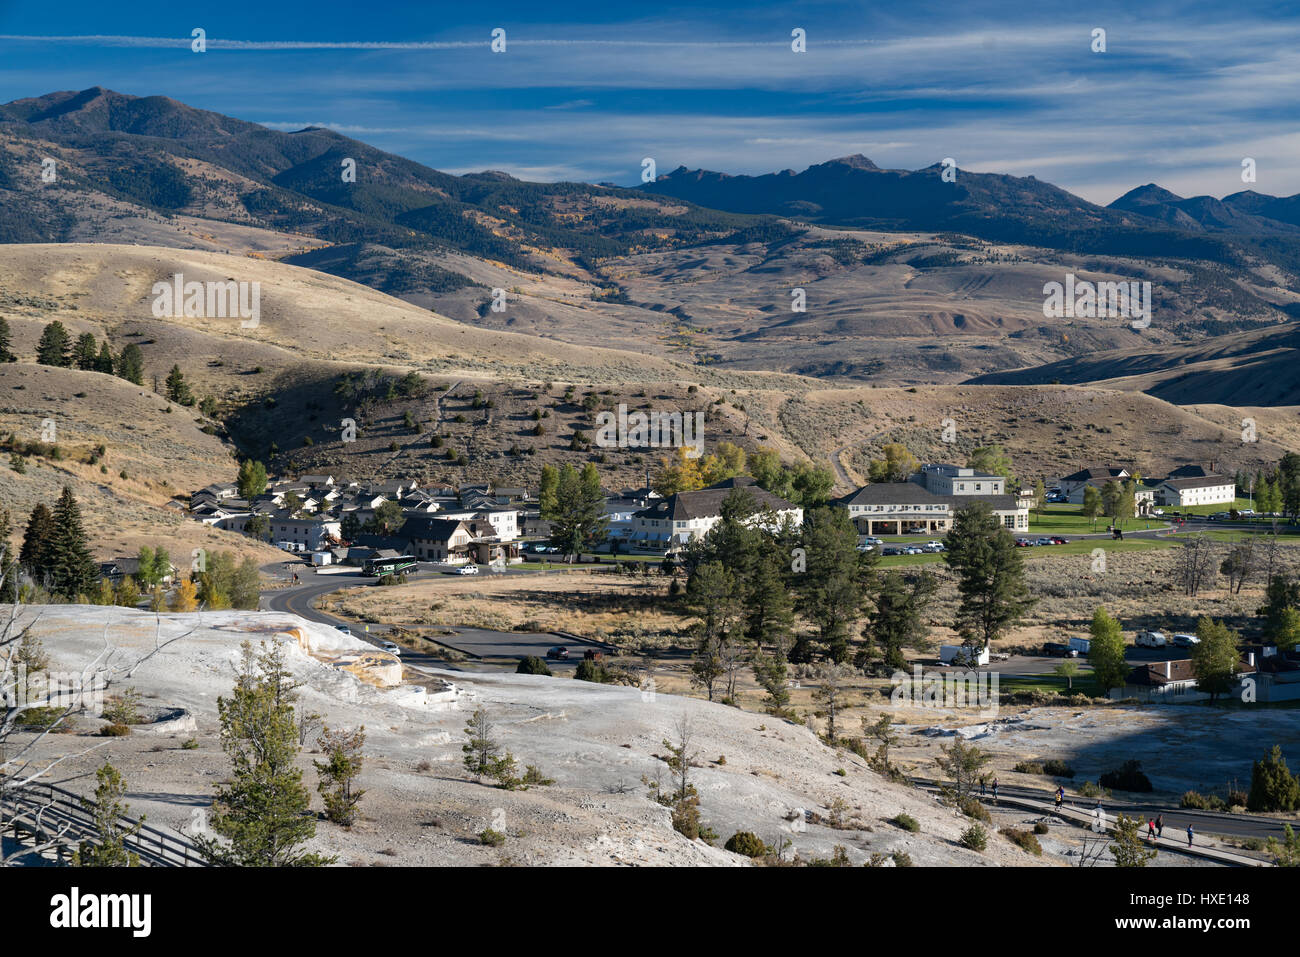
[627,477,802,550]
[268,518,341,551]
[1058,465,1131,498]
[837,464,1031,535]
[1154,474,1236,508]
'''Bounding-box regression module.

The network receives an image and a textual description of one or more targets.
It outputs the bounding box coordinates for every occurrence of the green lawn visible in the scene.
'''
[1173,497,1254,516]
[1029,505,1168,535]
[997,674,1104,697]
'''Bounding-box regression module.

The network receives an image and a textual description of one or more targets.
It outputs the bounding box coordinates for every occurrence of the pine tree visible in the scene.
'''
[95,341,115,374]
[1110,814,1157,867]
[165,364,194,405]
[36,320,71,367]
[462,706,502,781]
[796,505,872,663]
[0,508,17,602]
[115,343,144,385]
[868,569,938,670]
[944,501,1035,653]
[547,463,609,562]
[47,486,98,599]
[73,332,98,370]
[0,316,16,363]
[199,641,329,866]
[1248,745,1300,812]
[72,762,142,867]
[314,726,366,826]
[19,502,55,580]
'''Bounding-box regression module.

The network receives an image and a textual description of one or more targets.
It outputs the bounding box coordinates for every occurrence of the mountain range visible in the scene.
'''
[2,86,1300,399]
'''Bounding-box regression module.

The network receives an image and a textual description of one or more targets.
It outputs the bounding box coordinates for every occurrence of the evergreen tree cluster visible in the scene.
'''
[23,319,145,385]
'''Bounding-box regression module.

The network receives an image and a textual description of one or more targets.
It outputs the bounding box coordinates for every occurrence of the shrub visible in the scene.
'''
[807,845,851,867]
[1078,780,1106,798]
[1099,760,1152,793]
[574,659,606,683]
[479,828,506,847]
[1248,745,1300,812]
[1042,759,1075,778]
[1033,821,1049,835]
[99,722,131,737]
[522,765,553,787]
[892,851,914,867]
[724,831,767,857]
[14,706,64,730]
[959,797,991,823]
[181,738,199,750]
[516,655,553,676]
[1002,827,1043,855]
[1013,760,1044,775]
[960,824,988,851]
[102,687,141,726]
[892,813,920,832]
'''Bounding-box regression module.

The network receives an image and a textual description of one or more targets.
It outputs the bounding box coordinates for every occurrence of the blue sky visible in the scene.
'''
[1,0,1298,204]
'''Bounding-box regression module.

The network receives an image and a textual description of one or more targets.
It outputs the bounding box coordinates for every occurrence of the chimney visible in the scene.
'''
[1248,651,1256,667]
[1164,660,1172,680]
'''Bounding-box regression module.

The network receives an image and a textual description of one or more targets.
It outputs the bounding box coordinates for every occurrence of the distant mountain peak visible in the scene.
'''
[1112,183,1184,206]
[815,154,879,171]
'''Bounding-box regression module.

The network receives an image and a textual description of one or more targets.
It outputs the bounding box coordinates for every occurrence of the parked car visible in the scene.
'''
[334,624,352,636]
[1049,536,1069,545]
[1015,538,1034,547]
[856,542,880,553]
[380,640,401,656]
[922,542,946,553]
[1036,538,1055,546]
[546,646,570,660]
[1043,642,1078,657]
[1135,630,1168,648]
[881,546,903,556]
[457,564,479,575]
[903,545,925,555]
[1171,633,1200,648]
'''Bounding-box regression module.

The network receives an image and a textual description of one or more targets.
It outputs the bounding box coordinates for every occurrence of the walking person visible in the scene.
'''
[1187,824,1194,848]
[1147,819,1156,843]
[992,778,999,805]
[1055,786,1064,811]
[980,777,986,797]
[1155,814,1164,839]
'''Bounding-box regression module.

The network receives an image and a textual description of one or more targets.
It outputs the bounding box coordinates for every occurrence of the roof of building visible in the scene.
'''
[398,516,470,542]
[1128,658,1256,686]
[1158,474,1233,491]
[634,476,798,522]
[835,483,1025,512]
[1061,465,1131,483]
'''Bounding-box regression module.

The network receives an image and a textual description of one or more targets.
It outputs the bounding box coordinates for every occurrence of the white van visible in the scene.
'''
[1135,630,1168,648]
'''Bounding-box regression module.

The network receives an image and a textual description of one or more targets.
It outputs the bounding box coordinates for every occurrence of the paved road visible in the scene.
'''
[917,777,1293,846]
[259,562,612,670]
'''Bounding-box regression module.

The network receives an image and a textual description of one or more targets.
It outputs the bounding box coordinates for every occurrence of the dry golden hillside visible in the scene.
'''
[0,362,284,566]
